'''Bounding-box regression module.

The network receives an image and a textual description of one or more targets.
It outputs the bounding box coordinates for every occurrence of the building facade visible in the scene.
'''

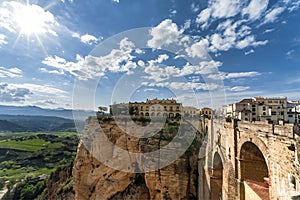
[183,106,200,118]
[225,97,288,124]
[129,98,183,119]
[287,101,300,124]
[200,107,213,119]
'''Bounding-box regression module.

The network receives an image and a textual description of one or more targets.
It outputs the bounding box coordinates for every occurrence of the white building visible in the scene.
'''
[226,97,288,124]
[183,106,199,118]
[287,101,300,124]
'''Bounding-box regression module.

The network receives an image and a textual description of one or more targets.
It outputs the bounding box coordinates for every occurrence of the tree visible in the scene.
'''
[98,106,108,113]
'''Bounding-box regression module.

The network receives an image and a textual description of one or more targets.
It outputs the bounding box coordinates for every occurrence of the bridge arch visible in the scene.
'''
[239,141,269,200]
[237,135,269,167]
[210,152,223,200]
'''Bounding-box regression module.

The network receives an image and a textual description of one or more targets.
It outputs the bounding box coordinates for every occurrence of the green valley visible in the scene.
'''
[0,132,80,199]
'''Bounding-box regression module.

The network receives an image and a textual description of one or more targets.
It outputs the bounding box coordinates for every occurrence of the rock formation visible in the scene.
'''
[73,116,202,200]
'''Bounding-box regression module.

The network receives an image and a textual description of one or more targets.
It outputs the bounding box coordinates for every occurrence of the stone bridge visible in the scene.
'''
[198,118,300,200]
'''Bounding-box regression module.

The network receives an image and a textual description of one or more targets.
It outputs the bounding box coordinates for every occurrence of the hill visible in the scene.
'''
[0,120,28,132]
[0,115,77,132]
[0,105,95,121]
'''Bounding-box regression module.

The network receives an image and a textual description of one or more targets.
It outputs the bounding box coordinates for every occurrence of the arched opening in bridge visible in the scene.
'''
[240,142,269,200]
[210,152,223,200]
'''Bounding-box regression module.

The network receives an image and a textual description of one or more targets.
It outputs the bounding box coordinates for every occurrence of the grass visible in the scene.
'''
[0,138,49,151]
[0,132,79,185]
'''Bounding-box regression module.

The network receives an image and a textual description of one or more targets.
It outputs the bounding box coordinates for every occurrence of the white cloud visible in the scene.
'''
[156,54,169,63]
[14,83,67,95]
[263,28,274,33]
[209,0,241,19]
[185,38,210,58]
[0,82,31,102]
[144,63,180,82]
[61,0,74,3]
[181,60,222,76]
[196,8,211,24]
[39,67,64,75]
[0,34,7,46]
[183,19,191,30]
[72,33,100,45]
[112,0,120,3]
[210,33,235,52]
[42,37,136,80]
[287,0,300,12]
[0,82,69,107]
[144,88,159,92]
[286,50,294,58]
[145,81,220,91]
[263,7,285,23]
[226,71,261,79]
[236,35,268,49]
[0,1,58,36]
[147,19,184,49]
[230,86,250,92]
[245,49,255,55]
[242,0,269,20]
[169,9,177,17]
[191,3,200,13]
[0,66,22,78]
[208,71,261,80]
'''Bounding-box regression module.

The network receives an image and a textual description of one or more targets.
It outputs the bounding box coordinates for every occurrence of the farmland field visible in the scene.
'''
[0,132,79,192]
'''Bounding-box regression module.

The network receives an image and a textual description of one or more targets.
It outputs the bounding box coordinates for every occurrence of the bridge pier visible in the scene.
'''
[199,119,300,199]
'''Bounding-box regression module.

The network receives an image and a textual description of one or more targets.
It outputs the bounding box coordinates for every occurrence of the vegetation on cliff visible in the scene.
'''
[0,132,79,200]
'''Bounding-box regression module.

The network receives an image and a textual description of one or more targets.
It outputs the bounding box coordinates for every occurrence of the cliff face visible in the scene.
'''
[73,117,201,200]
[42,162,75,200]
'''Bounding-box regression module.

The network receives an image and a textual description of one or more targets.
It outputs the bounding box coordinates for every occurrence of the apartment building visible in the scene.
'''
[225,97,288,123]
[129,98,182,119]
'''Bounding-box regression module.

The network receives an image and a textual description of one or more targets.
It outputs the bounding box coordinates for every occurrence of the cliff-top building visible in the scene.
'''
[129,98,183,120]
[226,96,288,123]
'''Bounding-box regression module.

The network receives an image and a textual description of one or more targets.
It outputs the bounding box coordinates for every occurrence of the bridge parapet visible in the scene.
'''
[236,120,294,139]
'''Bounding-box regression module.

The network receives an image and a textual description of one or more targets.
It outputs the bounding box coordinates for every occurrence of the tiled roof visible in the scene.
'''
[239,98,253,103]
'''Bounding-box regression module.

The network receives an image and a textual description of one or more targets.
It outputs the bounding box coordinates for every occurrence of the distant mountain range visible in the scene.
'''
[0,105,96,132]
[0,105,95,120]
[0,115,80,132]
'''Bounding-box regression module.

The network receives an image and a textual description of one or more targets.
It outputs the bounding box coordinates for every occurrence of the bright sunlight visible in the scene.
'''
[12,2,56,36]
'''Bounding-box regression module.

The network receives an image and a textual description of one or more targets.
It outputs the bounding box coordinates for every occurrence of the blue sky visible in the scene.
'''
[0,0,300,110]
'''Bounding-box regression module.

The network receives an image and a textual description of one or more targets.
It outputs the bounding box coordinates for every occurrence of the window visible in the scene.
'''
[281,111,284,115]
[252,108,255,111]
[269,106,272,109]
[263,112,266,115]
[289,115,293,118]
[271,111,276,115]
[263,107,266,111]
[245,113,248,116]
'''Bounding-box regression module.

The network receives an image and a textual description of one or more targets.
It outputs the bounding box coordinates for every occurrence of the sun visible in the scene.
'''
[13,3,54,36]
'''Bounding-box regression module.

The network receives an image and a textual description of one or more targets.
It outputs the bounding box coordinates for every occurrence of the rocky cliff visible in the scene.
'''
[73,116,202,200]
[42,162,75,200]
